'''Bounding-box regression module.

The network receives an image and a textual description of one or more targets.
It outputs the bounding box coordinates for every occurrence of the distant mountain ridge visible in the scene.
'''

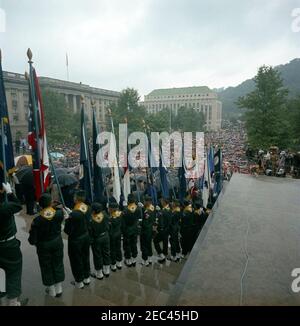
[219,58,300,117]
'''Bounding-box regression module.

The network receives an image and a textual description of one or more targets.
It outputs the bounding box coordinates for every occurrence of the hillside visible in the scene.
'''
[219,58,300,117]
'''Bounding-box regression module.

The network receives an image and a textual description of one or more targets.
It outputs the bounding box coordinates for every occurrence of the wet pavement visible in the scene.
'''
[169,174,300,306]
[1,210,184,306]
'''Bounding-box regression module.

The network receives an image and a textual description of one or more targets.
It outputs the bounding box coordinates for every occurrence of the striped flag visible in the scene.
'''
[92,109,104,201]
[79,104,93,203]
[27,62,50,200]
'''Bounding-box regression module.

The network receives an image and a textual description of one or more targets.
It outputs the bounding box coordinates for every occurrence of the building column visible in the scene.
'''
[73,95,77,114]
[65,94,69,108]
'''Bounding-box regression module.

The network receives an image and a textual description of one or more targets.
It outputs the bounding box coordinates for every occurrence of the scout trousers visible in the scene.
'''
[91,233,110,270]
[0,238,22,299]
[36,236,65,286]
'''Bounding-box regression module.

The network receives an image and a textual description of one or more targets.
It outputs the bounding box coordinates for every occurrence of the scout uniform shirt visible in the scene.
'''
[28,207,64,245]
[141,204,156,234]
[64,202,91,240]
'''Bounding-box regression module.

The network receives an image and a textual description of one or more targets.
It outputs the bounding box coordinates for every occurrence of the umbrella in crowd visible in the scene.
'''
[54,168,71,177]
[50,152,65,160]
[55,173,78,187]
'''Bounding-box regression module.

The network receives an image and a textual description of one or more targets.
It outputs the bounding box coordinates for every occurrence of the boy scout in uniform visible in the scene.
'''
[180,200,195,257]
[108,202,123,274]
[64,190,91,289]
[192,201,208,246]
[153,198,172,263]
[89,203,110,280]
[140,195,156,266]
[169,199,182,262]
[122,194,140,267]
[0,182,27,306]
[28,193,65,297]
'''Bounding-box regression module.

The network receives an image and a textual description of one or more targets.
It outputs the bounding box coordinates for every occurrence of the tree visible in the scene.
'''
[173,107,205,132]
[109,88,147,134]
[286,97,300,149]
[42,89,80,144]
[238,65,289,150]
[145,110,170,132]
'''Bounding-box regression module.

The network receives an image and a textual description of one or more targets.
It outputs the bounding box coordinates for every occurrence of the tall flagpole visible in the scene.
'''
[80,95,94,203]
[66,53,69,82]
[91,101,109,202]
[26,49,44,195]
[107,108,122,202]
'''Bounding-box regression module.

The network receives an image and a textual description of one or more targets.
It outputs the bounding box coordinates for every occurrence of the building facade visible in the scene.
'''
[141,86,222,131]
[3,71,120,141]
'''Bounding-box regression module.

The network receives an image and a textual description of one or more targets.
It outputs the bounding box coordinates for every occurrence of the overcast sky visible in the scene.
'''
[0,0,300,98]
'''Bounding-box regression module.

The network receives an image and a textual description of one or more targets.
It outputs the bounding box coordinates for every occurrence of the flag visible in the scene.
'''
[123,125,131,204]
[0,51,15,186]
[208,146,215,176]
[159,145,169,199]
[92,109,104,202]
[27,65,50,200]
[214,148,222,194]
[109,132,121,204]
[144,129,158,205]
[79,105,93,203]
[202,151,211,208]
[178,138,187,204]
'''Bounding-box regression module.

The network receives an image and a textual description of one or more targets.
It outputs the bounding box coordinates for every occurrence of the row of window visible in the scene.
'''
[147,105,213,120]
[149,93,211,100]
[146,103,213,111]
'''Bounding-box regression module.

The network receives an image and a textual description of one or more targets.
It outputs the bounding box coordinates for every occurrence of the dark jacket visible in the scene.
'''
[0,194,22,241]
[28,208,64,245]
[88,212,109,243]
[64,202,91,240]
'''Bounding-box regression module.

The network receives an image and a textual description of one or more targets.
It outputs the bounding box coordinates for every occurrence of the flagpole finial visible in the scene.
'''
[24,71,29,80]
[0,49,2,64]
[80,95,85,104]
[27,48,33,62]
[91,100,96,108]
[107,108,112,117]
[124,117,128,124]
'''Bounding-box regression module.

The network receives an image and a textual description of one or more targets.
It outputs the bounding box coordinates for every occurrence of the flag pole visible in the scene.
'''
[66,53,69,82]
[1,118,7,202]
[107,108,122,203]
[26,49,44,195]
[80,95,94,202]
[92,102,109,203]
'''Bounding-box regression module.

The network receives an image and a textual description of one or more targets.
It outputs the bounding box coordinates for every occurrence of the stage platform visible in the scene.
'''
[168,174,300,306]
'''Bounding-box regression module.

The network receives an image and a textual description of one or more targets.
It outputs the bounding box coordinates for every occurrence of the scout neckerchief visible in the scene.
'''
[111,210,122,219]
[194,208,203,215]
[162,205,170,211]
[172,206,181,213]
[145,204,155,212]
[74,202,88,214]
[92,212,104,223]
[184,204,193,213]
[127,203,137,213]
[41,207,56,221]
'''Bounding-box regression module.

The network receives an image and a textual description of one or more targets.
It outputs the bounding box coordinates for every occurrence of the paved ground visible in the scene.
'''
[169,174,300,306]
[0,210,184,306]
